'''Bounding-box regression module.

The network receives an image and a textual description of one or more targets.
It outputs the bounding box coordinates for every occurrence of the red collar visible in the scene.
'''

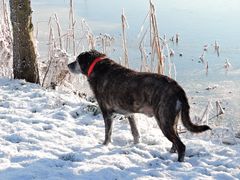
[87,56,106,77]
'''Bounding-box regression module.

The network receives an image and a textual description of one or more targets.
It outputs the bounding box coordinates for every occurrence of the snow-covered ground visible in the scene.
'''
[0,78,240,180]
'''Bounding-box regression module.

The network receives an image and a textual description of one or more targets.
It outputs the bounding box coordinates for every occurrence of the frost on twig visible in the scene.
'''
[96,33,114,55]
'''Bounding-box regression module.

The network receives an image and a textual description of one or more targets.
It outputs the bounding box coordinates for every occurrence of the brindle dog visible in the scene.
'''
[68,49,211,162]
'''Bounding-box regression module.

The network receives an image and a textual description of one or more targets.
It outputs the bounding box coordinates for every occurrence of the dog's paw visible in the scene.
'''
[103,140,111,145]
[134,137,140,144]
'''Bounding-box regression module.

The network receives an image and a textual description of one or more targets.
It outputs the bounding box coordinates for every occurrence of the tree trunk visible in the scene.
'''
[10,0,39,84]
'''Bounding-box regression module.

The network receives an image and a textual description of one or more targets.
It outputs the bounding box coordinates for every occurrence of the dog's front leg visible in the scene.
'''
[127,115,140,144]
[102,111,113,145]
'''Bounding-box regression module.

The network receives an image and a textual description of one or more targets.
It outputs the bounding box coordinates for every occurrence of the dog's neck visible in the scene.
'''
[87,56,106,77]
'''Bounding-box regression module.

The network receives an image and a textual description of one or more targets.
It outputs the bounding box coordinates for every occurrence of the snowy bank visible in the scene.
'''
[0,78,240,180]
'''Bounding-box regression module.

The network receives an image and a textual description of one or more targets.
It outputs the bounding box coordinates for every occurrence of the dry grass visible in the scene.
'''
[149,0,164,74]
[138,0,176,77]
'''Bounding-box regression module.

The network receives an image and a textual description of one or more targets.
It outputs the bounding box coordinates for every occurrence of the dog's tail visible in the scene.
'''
[179,90,211,133]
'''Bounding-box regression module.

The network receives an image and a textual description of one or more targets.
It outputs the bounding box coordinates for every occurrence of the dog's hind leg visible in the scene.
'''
[169,133,180,154]
[161,125,185,162]
[127,115,140,144]
[102,110,114,145]
[155,114,185,162]
[170,115,180,153]
[170,144,177,153]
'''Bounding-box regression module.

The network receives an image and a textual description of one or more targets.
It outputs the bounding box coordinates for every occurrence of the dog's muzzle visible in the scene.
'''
[68,61,82,74]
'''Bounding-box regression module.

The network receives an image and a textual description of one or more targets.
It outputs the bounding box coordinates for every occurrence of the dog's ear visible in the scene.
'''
[77,50,105,76]
[88,49,105,59]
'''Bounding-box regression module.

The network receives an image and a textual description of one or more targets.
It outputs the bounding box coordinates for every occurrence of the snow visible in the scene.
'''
[0,78,240,180]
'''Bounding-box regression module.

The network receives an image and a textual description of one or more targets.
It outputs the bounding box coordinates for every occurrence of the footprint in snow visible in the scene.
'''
[59,152,84,162]
[5,134,24,143]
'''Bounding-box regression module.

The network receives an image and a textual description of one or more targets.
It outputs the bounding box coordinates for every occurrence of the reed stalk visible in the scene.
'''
[41,17,55,87]
[139,29,149,72]
[54,13,63,49]
[161,36,176,79]
[81,19,95,50]
[214,41,220,57]
[149,0,164,74]
[121,9,129,67]
[69,0,76,55]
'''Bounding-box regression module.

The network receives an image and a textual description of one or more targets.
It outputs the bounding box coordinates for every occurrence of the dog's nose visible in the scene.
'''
[67,63,73,69]
[67,63,73,72]
[67,62,78,74]
[67,61,81,74]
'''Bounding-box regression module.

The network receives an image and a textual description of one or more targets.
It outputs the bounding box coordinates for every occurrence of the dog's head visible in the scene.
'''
[68,49,105,76]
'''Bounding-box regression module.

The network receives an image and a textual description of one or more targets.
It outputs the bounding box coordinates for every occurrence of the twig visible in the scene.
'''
[54,14,63,49]
[41,17,54,87]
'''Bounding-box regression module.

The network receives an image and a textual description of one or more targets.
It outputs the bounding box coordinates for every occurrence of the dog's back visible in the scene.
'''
[89,58,203,122]
[89,59,182,115]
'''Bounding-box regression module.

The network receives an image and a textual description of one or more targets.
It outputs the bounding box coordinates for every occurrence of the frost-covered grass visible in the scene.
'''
[0,78,240,180]
[0,2,12,78]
